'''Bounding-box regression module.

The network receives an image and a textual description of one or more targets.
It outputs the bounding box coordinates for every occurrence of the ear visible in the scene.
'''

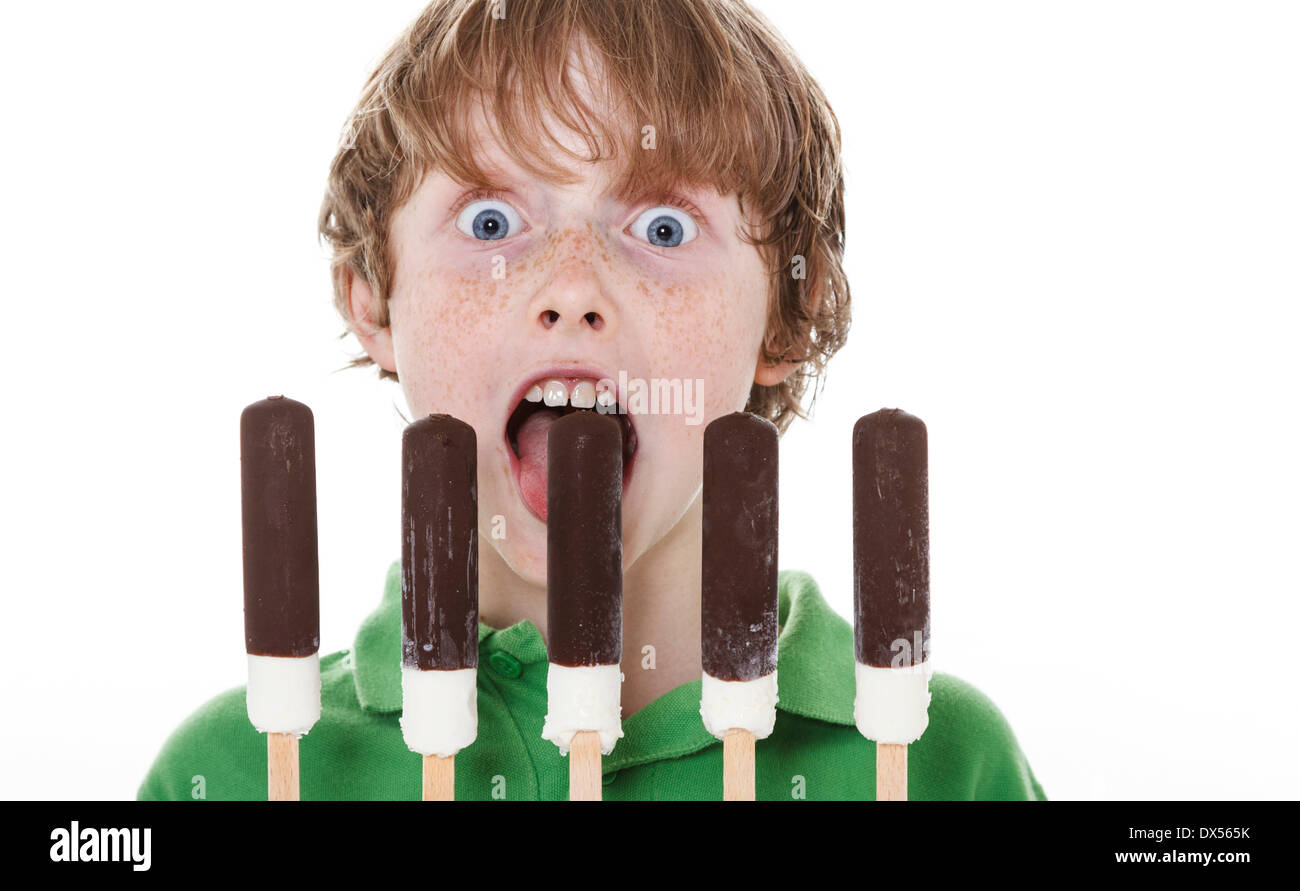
[347,267,397,373]
[753,347,799,387]
[753,279,822,387]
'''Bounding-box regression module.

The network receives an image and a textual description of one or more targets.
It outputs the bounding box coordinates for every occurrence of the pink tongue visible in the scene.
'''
[517,409,559,522]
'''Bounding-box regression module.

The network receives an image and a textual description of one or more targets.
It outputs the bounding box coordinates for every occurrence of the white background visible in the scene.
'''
[1,0,1296,800]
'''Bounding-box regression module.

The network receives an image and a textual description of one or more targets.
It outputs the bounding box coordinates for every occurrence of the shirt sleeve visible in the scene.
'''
[136,686,266,801]
[924,672,1047,801]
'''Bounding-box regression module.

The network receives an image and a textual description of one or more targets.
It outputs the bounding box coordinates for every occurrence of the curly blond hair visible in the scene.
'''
[319,0,849,433]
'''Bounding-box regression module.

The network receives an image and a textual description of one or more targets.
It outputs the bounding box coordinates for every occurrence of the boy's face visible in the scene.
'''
[352,86,793,586]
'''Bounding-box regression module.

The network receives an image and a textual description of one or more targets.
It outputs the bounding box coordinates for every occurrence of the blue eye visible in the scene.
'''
[631,207,698,248]
[455,199,523,241]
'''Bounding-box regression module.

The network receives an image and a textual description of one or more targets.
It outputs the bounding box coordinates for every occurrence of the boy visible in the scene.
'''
[140,0,1044,801]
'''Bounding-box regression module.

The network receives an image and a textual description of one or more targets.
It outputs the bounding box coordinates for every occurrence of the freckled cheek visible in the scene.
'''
[639,279,764,412]
[391,268,515,411]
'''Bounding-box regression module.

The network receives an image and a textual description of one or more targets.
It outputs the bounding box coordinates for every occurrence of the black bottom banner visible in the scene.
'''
[4,801,1283,877]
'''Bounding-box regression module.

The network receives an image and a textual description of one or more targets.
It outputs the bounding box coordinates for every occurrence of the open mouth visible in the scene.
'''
[504,376,638,523]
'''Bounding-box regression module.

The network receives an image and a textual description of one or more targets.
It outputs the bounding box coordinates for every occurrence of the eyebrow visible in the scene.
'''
[447,169,716,215]
[457,133,719,202]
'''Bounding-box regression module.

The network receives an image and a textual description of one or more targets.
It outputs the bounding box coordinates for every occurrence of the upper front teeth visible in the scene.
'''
[526,378,610,409]
[570,381,596,408]
[543,380,567,406]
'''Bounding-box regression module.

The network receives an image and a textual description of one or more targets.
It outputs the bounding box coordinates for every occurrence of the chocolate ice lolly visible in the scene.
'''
[546,411,623,667]
[699,412,780,742]
[401,415,479,670]
[852,408,932,746]
[399,414,480,759]
[240,395,321,739]
[542,410,624,757]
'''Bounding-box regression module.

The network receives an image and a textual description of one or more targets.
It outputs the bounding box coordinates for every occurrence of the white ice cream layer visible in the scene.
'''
[853,660,933,744]
[542,663,624,755]
[246,653,320,736]
[399,666,478,757]
[700,671,778,740]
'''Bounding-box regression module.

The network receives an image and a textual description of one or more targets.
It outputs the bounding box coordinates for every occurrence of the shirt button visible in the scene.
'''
[488,651,523,679]
[602,770,618,787]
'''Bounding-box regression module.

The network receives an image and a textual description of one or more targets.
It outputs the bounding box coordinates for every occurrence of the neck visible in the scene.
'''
[478,493,704,717]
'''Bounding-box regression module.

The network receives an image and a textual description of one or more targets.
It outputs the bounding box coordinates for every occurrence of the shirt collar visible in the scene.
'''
[352,562,856,727]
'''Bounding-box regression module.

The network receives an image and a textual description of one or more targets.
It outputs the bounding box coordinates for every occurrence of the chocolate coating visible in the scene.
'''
[701,412,779,681]
[240,396,320,658]
[401,415,479,671]
[546,411,622,667]
[852,409,931,668]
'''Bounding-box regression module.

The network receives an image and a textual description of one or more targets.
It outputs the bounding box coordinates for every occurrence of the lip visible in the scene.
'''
[501,364,638,524]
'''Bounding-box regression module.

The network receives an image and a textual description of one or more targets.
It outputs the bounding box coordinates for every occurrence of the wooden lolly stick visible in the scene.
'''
[876,742,907,801]
[722,728,755,801]
[267,732,299,801]
[423,755,455,801]
[569,731,603,801]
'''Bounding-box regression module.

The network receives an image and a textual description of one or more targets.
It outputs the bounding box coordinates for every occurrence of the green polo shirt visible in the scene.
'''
[138,564,1046,801]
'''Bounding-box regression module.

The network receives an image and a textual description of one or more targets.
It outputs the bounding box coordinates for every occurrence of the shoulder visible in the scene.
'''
[921,672,1048,800]
[136,650,359,801]
[765,673,1046,801]
[928,672,1021,738]
[772,570,1045,800]
[136,683,261,801]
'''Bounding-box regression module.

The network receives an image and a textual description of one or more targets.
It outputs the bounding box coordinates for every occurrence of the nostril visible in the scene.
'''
[540,310,603,330]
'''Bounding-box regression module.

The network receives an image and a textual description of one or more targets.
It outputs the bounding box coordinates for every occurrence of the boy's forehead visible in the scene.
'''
[462,99,608,189]
[424,34,728,203]
[441,98,728,209]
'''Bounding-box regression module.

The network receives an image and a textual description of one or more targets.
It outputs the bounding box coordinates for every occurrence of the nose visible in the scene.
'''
[533,240,616,336]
